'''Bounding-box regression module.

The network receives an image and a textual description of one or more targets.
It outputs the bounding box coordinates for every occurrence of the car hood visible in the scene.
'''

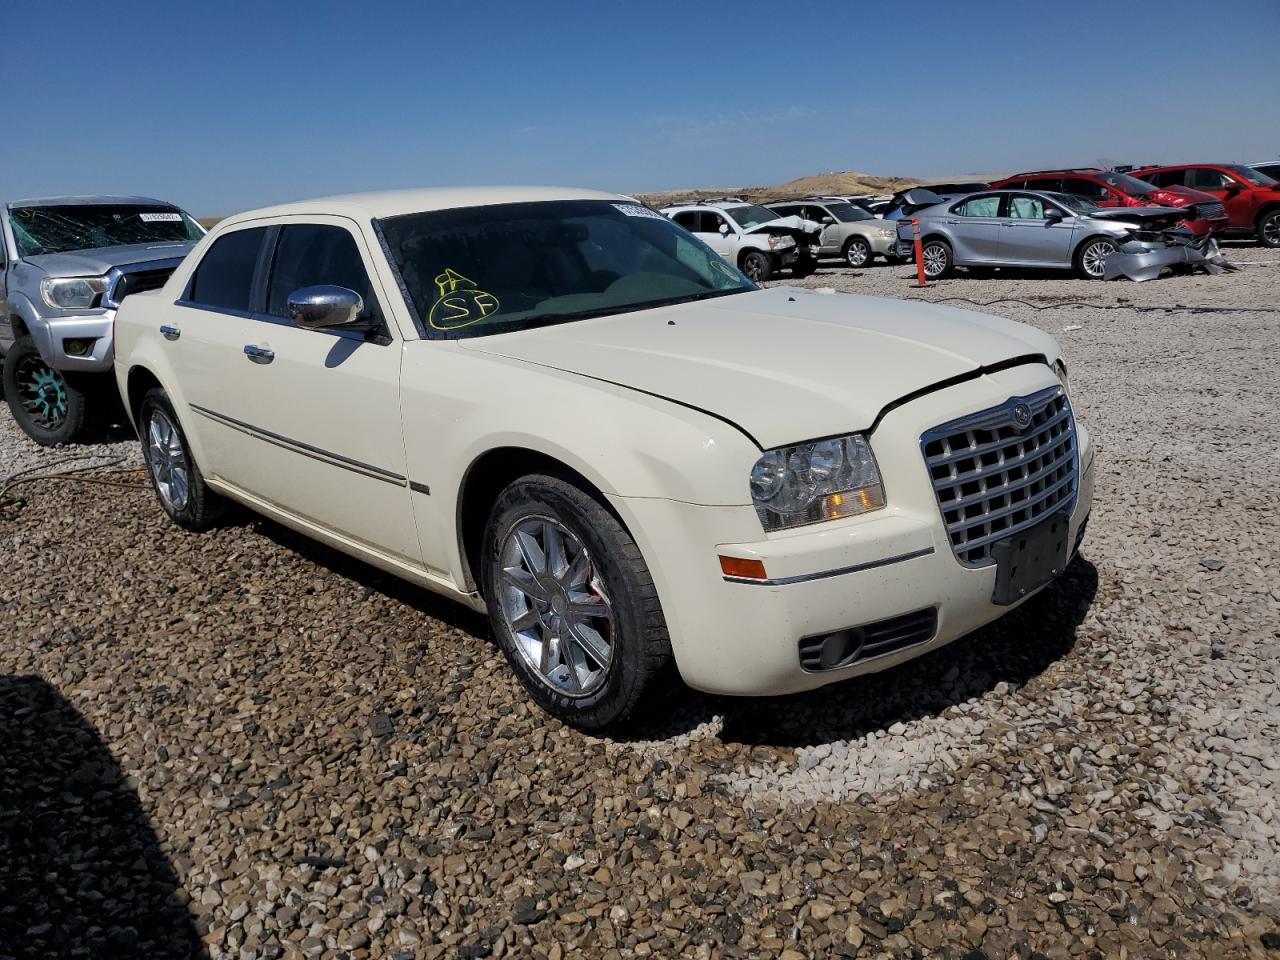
[459,287,1058,448]
[1084,206,1188,227]
[22,240,196,278]
[1151,184,1216,207]
[743,215,819,236]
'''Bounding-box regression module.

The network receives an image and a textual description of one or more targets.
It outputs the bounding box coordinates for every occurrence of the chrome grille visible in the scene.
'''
[1196,201,1225,220]
[921,386,1077,567]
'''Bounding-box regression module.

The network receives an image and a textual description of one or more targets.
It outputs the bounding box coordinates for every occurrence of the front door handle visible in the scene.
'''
[243,344,275,364]
[160,324,181,341]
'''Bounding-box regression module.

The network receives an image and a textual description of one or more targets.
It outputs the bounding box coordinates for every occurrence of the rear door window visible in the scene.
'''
[672,211,699,231]
[187,227,267,312]
[954,195,1002,217]
[266,224,377,320]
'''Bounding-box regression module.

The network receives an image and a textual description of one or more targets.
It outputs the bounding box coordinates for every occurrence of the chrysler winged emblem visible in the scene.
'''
[1012,402,1033,430]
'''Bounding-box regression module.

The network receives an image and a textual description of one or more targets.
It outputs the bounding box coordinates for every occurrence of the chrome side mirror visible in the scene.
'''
[287,285,364,329]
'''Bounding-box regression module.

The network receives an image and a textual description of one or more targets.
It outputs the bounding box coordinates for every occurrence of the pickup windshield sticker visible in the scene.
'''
[138,212,183,222]
[428,268,501,330]
[612,203,665,220]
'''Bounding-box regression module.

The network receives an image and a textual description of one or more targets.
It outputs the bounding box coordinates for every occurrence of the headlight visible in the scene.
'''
[877,228,896,238]
[767,235,795,251]
[749,433,886,532]
[40,276,107,310]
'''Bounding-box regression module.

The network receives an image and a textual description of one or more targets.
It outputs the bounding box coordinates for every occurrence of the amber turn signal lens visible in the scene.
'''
[719,556,767,580]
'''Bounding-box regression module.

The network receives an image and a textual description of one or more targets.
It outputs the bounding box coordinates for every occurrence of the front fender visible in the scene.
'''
[399,342,760,586]
[4,291,55,361]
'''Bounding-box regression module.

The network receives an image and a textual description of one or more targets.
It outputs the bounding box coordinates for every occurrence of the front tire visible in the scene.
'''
[740,250,774,283]
[138,388,224,530]
[791,255,818,278]
[843,236,873,268]
[480,474,672,730]
[1075,236,1117,279]
[920,239,953,279]
[1256,209,1280,248]
[2,337,88,446]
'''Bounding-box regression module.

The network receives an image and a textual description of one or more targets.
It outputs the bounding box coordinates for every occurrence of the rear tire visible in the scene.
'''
[480,474,672,730]
[740,250,773,283]
[1075,236,1117,279]
[843,236,873,268]
[2,336,88,446]
[138,388,225,530]
[1256,208,1280,248]
[920,239,953,279]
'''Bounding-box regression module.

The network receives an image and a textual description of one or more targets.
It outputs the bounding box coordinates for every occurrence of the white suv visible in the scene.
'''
[660,200,820,282]
[113,187,1093,729]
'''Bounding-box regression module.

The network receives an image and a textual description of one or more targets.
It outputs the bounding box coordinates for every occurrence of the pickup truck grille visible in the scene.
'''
[921,386,1077,567]
[109,268,174,305]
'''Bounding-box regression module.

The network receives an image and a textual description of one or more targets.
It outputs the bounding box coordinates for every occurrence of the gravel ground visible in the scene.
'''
[2,246,1279,959]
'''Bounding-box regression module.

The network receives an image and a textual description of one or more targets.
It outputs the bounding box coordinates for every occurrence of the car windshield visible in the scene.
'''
[9,204,202,257]
[824,202,874,222]
[1100,172,1160,196]
[1050,193,1101,214]
[1226,164,1276,187]
[376,199,756,339]
[724,204,780,229]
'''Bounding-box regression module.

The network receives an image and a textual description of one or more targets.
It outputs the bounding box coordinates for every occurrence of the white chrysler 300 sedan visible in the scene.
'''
[113,188,1094,728]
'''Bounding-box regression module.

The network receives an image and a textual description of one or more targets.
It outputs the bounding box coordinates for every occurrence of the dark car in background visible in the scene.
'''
[1131,163,1280,246]
[990,168,1227,237]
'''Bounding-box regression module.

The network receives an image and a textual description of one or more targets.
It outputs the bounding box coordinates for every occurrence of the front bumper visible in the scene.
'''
[1102,236,1230,282]
[29,311,116,371]
[612,363,1095,697]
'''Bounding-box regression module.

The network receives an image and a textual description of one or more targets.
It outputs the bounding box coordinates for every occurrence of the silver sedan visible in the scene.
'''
[894,189,1189,280]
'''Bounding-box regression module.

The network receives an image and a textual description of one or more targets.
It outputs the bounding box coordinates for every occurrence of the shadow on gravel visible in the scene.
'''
[623,555,1099,748]
[0,676,204,959]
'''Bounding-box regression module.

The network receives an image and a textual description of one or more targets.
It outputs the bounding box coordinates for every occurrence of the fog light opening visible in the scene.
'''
[817,628,865,669]
[62,337,97,357]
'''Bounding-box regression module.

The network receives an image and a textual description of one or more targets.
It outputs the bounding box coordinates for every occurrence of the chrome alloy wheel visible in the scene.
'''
[1081,239,1117,278]
[146,408,191,512]
[846,239,870,266]
[921,242,949,278]
[1262,212,1280,247]
[498,516,615,697]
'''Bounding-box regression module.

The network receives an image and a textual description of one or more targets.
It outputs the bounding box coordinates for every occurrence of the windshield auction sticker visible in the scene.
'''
[612,203,665,220]
[428,268,501,330]
[138,212,184,222]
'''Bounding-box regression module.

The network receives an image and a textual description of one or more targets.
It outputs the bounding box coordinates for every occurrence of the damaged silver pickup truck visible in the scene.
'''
[894,188,1229,281]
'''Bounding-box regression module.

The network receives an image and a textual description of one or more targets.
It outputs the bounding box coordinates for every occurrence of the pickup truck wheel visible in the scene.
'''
[2,336,88,446]
[481,474,672,730]
[740,250,773,283]
[1257,209,1280,247]
[1075,236,1117,279]
[843,236,873,268]
[138,388,224,530]
[920,239,953,279]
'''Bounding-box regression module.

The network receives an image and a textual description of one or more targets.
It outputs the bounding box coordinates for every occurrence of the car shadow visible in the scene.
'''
[624,554,1100,748]
[0,676,204,958]
[226,512,1097,751]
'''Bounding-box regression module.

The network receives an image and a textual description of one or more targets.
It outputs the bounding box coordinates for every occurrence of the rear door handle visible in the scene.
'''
[160,324,181,341]
[243,344,274,364]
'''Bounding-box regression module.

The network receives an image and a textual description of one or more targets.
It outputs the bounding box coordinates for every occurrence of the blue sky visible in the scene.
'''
[6,0,1278,216]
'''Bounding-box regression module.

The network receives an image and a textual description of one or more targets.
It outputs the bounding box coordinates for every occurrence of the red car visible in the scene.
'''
[990,168,1228,237]
[1130,163,1280,247]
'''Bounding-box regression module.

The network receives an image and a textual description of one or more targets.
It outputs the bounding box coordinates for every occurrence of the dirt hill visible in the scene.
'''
[634,170,917,207]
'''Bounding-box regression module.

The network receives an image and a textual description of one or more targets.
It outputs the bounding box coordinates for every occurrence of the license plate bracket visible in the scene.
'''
[990,510,1070,606]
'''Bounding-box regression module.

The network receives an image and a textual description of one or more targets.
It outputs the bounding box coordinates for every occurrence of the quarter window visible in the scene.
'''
[266,224,376,319]
[954,195,1002,218]
[187,227,267,312]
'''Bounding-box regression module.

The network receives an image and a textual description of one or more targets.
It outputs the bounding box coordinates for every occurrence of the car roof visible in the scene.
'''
[7,194,177,208]
[217,186,628,228]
